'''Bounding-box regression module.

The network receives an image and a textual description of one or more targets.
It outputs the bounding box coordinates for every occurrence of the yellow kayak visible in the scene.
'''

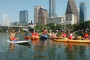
[54,38,90,43]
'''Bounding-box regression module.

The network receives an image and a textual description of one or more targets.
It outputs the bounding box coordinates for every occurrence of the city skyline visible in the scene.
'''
[0,0,90,24]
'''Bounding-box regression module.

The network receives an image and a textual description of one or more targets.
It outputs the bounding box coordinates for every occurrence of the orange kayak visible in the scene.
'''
[31,36,40,40]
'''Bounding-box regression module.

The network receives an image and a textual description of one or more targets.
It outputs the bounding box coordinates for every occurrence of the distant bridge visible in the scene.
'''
[0,25,35,28]
[0,25,36,32]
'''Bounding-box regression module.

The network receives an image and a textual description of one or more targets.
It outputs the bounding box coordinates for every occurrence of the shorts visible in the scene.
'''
[11,38,17,40]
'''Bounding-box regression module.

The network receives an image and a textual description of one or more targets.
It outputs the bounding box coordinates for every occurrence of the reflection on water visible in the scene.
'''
[0,33,90,60]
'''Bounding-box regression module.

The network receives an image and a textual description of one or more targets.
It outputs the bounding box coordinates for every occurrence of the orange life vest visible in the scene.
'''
[69,34,73,40]
[84,34,89,38]
[63,34,67,38]
[32,33,35,36]
[43,30,47,35]
[35,33,39,36]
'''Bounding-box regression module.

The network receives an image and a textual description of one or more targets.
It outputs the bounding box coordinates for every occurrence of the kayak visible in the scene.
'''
[40,35,48,39]
[6,40,30,43]
[31,36,40,40]
[49,37,61,39]
[54,38,90,43]
[24,36,39,40]
[24,36,31,39]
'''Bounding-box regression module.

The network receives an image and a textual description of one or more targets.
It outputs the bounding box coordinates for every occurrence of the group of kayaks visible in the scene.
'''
[24,35,48,40]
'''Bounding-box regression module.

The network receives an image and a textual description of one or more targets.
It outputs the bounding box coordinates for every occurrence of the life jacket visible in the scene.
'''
[43,30,47,35]
[35,33,39,36]
[69,34,73,40]
[63,34,67,38]
[32,33,35,36]
[84,33,89,38]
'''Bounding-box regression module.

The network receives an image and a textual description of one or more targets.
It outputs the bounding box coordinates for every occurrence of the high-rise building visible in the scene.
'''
[65,0,78,23]
[20,10,28,26]
[3,14,10,26]
[34,6,45,24]
[79,2,87,21]
[49,0,55,17]
[38,8,49,25]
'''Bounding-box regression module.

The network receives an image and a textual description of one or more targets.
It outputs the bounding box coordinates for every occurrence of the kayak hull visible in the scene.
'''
[31,36,40,40]
[49,37,61,39]
[40,35,48,39]
[24,36,39,40]
[54,39,90,43]
[24,36,31,39]
[6,40,30,43]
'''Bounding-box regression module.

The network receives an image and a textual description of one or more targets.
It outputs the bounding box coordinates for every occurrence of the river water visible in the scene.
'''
[0,33,90,60]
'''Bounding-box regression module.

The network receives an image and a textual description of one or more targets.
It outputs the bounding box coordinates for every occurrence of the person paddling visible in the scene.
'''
[8,27,20,41]
[63,32,67,38]
[68,31,76,40]
[48,30,52,37]
[82,29,89,39]
[35,31,39,37]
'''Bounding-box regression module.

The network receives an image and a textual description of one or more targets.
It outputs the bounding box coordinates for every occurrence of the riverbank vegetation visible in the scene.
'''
[34,21,90,32]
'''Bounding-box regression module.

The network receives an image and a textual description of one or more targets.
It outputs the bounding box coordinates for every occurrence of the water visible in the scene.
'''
[0,33,90,60]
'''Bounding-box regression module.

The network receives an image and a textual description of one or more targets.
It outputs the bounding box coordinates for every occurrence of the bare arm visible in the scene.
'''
[7,27,11,34]
[16,28,20,34]
[82,29,84,35]
[73,31,76,34]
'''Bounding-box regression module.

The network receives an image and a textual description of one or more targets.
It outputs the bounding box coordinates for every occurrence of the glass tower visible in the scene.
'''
[79,2,87,21]
[49,0,55,17]
[20,10,28,26]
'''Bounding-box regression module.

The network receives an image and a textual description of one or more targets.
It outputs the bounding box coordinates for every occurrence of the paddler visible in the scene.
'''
[82,29,89,39]
[63,31,67,38]
[35,31,39,37]
[7,27,20,41]
[43,29,47,35]
[32,31,36,37]
[68,31,76,40]
[52,31,58,38]
[60,30,64,37]
[48,30,52,37]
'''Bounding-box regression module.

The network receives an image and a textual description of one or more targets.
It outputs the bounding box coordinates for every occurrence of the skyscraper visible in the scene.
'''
[3,14,10,26]
[38,8,49,25]
[65,0,78,23]
[34,6,44,24]
[49,0,55,17]
[79,2,87,21]
[20,10,28,26]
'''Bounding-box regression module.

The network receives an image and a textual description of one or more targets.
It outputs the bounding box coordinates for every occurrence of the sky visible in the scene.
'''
[0,0,90,24]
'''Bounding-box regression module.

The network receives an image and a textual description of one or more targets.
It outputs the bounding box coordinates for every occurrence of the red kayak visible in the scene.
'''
[24,36,31,39]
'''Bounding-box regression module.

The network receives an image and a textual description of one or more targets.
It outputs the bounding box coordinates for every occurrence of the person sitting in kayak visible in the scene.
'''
[63,32,67,38]
[43,29,47,35]
[52,31,58,38]
[68,31,76,40]
[60,30,64,37]
[35,31,39,37]
[32,31,36,37]
[8,27,20,41]
[48,30,52,37]
[82,29,89,39]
